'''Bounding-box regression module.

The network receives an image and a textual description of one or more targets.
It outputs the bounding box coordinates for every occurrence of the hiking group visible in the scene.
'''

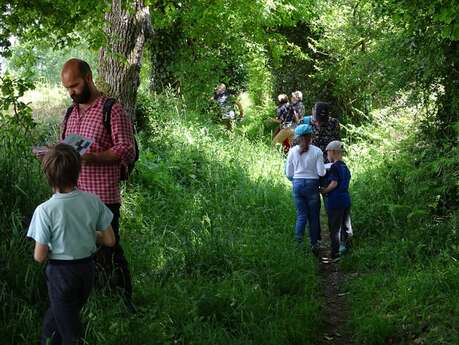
[26,59,352,345]
[276,94,353,261]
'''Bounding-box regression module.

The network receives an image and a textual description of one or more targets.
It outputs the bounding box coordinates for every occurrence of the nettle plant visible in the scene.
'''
[0,75,46,221]
[0,74,36,148]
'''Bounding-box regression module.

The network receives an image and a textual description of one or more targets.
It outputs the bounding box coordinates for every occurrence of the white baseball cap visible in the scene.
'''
[326,140,345,151]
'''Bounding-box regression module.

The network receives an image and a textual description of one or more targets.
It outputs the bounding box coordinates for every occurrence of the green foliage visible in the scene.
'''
[342,105,458,344]
[148,0,316,109]
[4,43,98,84]
[2,2,459,344]
[0,75,50,344]
[112,93,322,344]
[1,89,323,344]
[0,1,107,57]
[310,0,459,133]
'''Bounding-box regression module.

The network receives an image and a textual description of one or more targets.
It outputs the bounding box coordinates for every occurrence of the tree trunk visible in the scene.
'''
[98,0,150,121]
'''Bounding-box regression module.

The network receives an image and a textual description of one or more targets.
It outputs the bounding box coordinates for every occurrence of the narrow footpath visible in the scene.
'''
[317,225,353,345]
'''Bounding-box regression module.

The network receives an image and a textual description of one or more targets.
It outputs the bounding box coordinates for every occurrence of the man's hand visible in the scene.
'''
[81,152,96,164]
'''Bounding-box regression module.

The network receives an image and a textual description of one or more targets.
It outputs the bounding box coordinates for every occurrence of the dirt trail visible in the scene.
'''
[317,227,353,345]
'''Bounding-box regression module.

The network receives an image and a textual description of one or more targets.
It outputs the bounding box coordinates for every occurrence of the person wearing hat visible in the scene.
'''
[301,102,340,162]
[299,101,341,242]
[285,124,326,255]
[319,140,352,261]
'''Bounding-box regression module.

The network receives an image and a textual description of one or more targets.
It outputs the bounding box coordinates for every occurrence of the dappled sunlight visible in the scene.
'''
[21,84,68,124]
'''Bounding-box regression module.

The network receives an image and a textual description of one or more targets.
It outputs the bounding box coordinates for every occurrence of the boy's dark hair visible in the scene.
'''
[42,144,81,190]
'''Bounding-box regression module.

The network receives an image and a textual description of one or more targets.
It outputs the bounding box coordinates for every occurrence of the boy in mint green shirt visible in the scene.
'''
[27,143,115,345]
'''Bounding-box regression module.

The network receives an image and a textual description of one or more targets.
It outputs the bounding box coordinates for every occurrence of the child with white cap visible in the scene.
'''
[319,140,352,261]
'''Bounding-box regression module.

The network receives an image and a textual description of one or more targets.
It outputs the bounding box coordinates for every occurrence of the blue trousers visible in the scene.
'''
[292,179,321,246]
[41,258,95,345]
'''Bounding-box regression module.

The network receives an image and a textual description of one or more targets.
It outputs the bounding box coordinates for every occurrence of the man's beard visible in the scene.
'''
[71,82,91,104]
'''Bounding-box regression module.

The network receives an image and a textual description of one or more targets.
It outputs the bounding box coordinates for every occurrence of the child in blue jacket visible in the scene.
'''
[319,141,352,261]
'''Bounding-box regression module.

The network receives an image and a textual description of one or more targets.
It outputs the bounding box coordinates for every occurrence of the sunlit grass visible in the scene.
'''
[21,83,68,124]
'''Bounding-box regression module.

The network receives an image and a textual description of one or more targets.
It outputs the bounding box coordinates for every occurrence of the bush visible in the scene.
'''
[343,104,459,344]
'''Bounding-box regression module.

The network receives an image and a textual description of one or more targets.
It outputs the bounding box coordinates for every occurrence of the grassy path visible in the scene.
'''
[4,95,457,345]
[317,221,353,345]
[78,107,325,345]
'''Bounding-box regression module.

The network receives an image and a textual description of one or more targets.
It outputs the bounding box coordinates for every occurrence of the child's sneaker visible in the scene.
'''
[321,255,340,264]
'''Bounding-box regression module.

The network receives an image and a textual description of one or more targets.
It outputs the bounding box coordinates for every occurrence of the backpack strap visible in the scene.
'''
[61,104,75,140]
[103,98,117,135]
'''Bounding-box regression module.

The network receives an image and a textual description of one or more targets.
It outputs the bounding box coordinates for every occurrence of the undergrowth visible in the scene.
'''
[1,89,322,345]
[343,106,459,345]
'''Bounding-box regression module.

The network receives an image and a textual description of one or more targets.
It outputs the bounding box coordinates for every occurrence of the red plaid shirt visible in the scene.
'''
[61,96,135,204]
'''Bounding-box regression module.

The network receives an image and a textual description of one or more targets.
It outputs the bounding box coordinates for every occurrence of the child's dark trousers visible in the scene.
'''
[327,207,352,258]
[41,257,95,345]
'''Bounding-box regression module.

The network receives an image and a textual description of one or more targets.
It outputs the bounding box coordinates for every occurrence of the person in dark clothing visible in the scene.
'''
[273,94,297,152]
[291,91,305,123]
[319,141,353,262]
[299,102,341,162]
[311,102,341,162]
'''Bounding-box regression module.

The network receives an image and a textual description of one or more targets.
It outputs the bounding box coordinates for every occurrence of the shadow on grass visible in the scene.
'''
[85,119,324,345]
[342,136,459,345]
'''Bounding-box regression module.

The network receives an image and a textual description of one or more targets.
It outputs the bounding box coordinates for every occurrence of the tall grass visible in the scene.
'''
[0,81,51,344]
[343,106,459,344]
[2,89,323,344]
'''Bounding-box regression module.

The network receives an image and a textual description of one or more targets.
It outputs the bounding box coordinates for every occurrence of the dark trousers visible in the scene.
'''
[94,203,133,299]
[41,258,95,345]
[327,207,352,258]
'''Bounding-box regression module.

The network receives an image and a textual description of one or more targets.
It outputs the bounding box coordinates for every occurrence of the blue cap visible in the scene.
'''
[294,124,313,137]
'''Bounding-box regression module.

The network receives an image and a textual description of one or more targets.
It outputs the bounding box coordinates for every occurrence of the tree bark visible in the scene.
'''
[98,0,151,121]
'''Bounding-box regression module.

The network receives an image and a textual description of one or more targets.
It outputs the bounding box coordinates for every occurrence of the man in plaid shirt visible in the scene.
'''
[60,59,136,311]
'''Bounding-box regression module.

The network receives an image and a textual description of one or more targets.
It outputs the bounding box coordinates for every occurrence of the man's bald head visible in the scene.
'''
[62,59,92,78]
[61,59,96,104]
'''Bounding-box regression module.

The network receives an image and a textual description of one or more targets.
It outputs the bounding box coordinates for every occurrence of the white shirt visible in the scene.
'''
[286,144,326,179]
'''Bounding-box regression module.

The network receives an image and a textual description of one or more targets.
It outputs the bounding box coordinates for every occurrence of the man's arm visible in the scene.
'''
[82,149,120,164]
[109,103,136,165]
[34,242,49,263]
[82,103,135,165]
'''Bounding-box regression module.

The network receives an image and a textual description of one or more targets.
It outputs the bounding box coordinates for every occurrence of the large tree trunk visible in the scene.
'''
[98,0,150,121]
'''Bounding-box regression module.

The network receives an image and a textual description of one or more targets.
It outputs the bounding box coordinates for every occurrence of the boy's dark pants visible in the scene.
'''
[328,207,352,258]
[41,258,95,345]
[95,203,133,300]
